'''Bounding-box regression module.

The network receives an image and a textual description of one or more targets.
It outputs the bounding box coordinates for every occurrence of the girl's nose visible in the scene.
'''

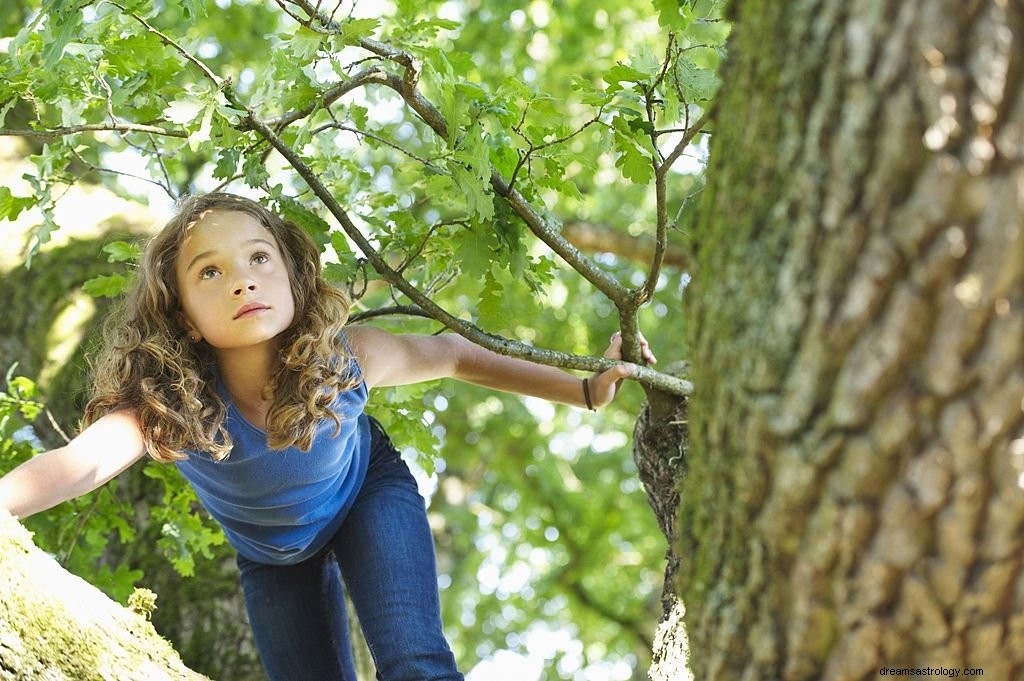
[232,281,258,296]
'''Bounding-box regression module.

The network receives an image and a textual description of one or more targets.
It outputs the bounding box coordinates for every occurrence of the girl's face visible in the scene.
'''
[175,210,296,353]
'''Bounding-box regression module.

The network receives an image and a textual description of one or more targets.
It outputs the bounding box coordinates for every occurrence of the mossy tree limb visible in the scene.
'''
[0,510,209,681]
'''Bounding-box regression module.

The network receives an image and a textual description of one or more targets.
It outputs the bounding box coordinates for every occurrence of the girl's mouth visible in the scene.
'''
[233,303,269,319]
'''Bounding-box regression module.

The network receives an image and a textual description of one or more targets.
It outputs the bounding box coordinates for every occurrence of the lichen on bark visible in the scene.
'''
[0,510,209,681]
[677,1,1024,679]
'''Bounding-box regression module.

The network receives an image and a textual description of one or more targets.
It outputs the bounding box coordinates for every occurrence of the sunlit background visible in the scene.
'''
[0,0,710,677]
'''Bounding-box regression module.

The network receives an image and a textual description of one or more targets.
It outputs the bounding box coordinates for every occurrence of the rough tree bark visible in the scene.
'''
[666,1,1023,679]
[0,510,208,680]
[633,362,690,681]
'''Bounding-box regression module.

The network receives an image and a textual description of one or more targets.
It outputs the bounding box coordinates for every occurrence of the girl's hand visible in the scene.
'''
[605,331,657,366]
[587,332,657,408]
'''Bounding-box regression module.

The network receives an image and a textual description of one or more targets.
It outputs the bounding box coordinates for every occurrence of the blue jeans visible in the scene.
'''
[237,418,463,681]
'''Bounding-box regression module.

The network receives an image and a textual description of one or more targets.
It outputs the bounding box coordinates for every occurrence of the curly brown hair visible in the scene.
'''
[83,193,358,462]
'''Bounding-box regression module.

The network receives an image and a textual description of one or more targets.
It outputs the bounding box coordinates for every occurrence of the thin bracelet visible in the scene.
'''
[582,377,595,411]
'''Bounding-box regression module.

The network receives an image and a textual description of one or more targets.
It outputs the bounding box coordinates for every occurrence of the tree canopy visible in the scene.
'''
[1,1,721,678]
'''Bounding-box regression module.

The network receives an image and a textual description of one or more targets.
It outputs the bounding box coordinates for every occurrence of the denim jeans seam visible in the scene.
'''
[321,554,348,679]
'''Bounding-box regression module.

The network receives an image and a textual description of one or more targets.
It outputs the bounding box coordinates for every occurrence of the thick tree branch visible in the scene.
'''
[0,511,209,680]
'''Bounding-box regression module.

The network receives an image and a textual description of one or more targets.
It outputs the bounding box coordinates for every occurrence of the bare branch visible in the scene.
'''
[634,106,711,309]
[68,147,177,199]
[361,67,447,139]
[273,0,311,27]
[142,135,182,199]
[310,118,440,170]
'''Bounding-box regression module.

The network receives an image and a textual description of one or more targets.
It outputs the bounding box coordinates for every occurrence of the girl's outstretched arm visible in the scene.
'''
[0,409,147,519]
[345,326,655,410]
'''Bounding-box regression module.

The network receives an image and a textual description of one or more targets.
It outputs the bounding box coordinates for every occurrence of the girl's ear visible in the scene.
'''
[177,311,202,343]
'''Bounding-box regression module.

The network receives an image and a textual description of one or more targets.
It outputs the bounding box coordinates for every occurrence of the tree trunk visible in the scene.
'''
[0,510,209,680]
[633,364,691,681]
[671,1,1024,679]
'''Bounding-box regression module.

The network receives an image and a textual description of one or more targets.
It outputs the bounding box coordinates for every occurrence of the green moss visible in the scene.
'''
[15,597,104,679]
[0,512,210,681]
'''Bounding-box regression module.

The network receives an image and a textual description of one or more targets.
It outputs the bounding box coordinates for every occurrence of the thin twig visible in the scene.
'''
[312,118,441,170]
[143,134,179,200]
[44,407,71,444]
[397,220,459,273]
[509,108,603,191]
[0,123,186,139]
[660,107,710,175]
[349,305,432,323]
[274,0,310,27]
[261,67,390,129]
[108,1,225,90]
[69,146,176,196]
[635,106,711,307]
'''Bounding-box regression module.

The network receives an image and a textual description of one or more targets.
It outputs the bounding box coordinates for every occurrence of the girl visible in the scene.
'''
[0,192,655,681]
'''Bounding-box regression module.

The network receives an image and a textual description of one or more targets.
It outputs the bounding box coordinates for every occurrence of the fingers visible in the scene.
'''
[597,362,635,381]
[615,362,639,380]
[637,334,657,365]
[602,332,624,359]
[589,363,634,408]
[603,331,657,365]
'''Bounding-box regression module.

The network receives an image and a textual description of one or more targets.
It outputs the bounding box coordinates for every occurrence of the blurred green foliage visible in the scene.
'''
[0,0,725,677]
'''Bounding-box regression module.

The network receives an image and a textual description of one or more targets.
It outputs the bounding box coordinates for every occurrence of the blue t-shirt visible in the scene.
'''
[175,359,371,566]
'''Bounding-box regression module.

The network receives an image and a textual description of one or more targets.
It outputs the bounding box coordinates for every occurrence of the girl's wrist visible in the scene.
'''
[581,377,596,411]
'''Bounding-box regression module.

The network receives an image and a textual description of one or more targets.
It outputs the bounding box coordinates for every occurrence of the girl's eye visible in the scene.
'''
[199,266,219,280]
[251,252,270,265]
